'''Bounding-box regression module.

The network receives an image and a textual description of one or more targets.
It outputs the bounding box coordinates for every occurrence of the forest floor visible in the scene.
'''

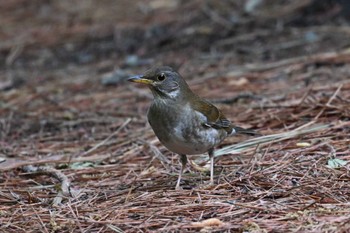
[1,0,350,232]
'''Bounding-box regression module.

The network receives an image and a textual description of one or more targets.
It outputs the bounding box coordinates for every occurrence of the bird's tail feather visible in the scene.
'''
[233,126,261,136]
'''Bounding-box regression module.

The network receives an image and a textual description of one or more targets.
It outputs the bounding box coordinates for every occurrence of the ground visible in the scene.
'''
[1,0,350,232]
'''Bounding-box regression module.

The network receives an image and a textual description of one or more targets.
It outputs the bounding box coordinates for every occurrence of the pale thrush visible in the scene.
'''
[129,66,257,189]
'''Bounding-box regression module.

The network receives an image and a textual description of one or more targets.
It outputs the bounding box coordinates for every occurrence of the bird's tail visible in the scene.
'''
[233,126,261,136]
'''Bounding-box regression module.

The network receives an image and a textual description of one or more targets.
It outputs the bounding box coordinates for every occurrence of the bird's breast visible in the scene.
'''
[148,102,227,155]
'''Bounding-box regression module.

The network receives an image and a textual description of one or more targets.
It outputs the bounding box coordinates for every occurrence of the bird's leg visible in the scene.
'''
[175,154,187,190]
[208,148,215,185]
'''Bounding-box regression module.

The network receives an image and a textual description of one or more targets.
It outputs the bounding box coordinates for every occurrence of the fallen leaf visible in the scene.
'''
[327,158,348,169]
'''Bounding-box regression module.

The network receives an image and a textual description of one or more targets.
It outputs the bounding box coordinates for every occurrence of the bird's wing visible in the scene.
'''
[190,98,260,136]
[190,98,233,133]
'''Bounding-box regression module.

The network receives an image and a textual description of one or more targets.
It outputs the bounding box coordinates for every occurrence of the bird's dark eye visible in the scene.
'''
[157,73,166,81]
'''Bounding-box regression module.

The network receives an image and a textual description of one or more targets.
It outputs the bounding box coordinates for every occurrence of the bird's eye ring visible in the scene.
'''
[157,73,166,81]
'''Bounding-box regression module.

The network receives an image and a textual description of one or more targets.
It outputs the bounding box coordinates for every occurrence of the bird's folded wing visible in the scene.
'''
[190,98,233,133]
[204,119,231,128]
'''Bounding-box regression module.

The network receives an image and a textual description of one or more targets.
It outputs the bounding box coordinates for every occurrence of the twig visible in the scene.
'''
[23,165,72,205]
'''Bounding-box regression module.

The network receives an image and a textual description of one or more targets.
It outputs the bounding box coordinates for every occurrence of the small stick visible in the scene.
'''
[23,165,72,205]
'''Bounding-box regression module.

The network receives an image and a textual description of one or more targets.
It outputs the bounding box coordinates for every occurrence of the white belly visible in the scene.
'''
[163,126,223,155]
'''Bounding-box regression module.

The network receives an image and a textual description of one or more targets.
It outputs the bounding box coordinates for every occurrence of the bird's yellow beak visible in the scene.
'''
[128,75,153,85]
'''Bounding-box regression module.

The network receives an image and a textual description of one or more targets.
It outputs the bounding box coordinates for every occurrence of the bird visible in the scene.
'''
[128,66,258,189]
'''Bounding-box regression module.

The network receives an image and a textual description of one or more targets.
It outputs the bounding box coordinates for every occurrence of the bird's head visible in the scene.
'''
[128,66,191,100]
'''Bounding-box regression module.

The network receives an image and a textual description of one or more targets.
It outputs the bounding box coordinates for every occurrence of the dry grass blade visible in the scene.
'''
[214,123,330,157]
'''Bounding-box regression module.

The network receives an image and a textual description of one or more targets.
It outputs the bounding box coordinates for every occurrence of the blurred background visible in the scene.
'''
[2,0,350,78]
